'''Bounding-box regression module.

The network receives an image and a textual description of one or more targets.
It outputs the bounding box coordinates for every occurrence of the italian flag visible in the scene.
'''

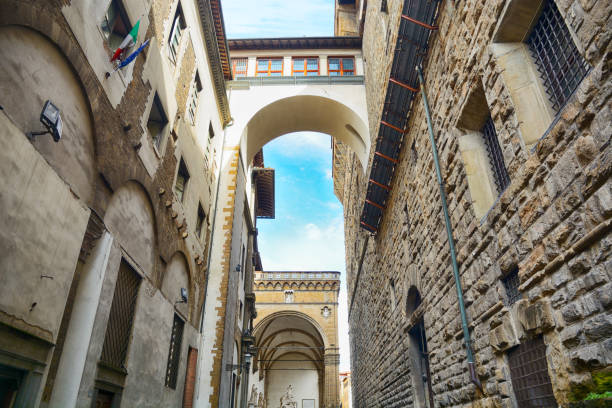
[111,20,140,62]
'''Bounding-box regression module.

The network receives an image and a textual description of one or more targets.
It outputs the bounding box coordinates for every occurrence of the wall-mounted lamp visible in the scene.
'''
[27,100,63,142]
[244,353,252,366]
[235,265,241,272]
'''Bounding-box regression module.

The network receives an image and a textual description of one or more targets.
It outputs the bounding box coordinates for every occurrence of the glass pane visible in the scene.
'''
[307,58,318,70]
[257,59,269,71]
[328,58,340,70]
[101,1,117,39]
[270,59,283,71]
[329,71,340,76]
[343,71,354,76]
[294,71,305,76]
[306,71,318,76]
[270,71,282,77]
[342,58,354,70]
[293,58,304,70]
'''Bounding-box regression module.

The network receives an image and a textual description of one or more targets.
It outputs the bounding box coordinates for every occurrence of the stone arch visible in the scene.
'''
[0,24,96,205]
[253,310,329,349]
[315,283,323,290]
[282,283,290,290]
[162,251,191,318]
[299,283,306,290]
[239,94,370,170]
[104,181,157,280]
[274,282,282,290]
[290,282,297,290]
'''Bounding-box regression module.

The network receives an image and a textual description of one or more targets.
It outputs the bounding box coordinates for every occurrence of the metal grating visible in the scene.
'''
[502,268,522,306]
[165,314,185,389]
[360,0,442,234]
[482,115,510,194]
[508,336,557,407]
[100,261,141,370]
[526,0,589,113]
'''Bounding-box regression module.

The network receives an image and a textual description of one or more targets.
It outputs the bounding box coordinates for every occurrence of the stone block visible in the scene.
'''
[489,315,518,353]
[560,322,584,348]
[584,314,612,342]
[517,299,555,334]
[570,343,607,368]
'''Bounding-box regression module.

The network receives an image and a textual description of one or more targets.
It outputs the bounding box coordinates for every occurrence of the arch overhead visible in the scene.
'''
[241,94,370,170]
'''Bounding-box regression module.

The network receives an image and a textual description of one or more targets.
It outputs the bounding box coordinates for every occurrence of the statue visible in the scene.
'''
[249,385,258,404]
[258,392,264,408]
[279,384,297,408]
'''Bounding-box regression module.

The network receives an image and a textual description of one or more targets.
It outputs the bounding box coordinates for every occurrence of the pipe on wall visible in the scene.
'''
[416,65,482,392]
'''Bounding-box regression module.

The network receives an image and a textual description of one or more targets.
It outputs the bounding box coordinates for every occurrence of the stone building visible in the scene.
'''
[335,0,611,407]
[0,0,258,406]
[250,271,341,408]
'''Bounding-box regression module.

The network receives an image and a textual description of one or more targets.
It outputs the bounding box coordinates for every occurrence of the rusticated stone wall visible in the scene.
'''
[343,0,611,407]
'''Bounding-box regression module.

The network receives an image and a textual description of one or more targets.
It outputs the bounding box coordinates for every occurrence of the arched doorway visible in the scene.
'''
[406,286,434,408]
[253,312,327,408]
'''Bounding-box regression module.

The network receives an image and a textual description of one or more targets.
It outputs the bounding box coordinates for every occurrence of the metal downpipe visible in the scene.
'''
[416,66,482,391]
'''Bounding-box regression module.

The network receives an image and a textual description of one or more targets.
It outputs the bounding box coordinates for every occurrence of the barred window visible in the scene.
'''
[292,58,319,76]
[256,58,283,76]
[526,0,589,113]
[502,268,521,306]
[482,115,510,194]
[165,314,185,389]
[100,260,141,370]
[232,58,248,78]
[328,58,354,76]
[508,336,557,407]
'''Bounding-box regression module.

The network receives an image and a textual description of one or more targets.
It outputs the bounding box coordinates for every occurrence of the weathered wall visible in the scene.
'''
[344,0,611,407]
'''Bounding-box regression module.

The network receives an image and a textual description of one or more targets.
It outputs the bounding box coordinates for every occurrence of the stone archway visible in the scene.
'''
[253,312,328,408]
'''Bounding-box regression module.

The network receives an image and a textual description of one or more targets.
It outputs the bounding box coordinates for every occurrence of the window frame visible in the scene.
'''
[165,313,185,389]
[101,0,132,52]
[175,158,190,203]
[187,72,202,125]
[168,2,186,64]
[231,58,248,78]
[255,57,284,77]
[327,57,355,76]
[291,57,320,76]
[147,92,168,152]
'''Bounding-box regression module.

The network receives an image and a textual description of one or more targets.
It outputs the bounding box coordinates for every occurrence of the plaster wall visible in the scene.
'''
[266,354,319,408]
[0,25,96,205]
[0,111,90,343]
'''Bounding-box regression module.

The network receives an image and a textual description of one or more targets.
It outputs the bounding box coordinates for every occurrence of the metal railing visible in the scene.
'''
[227,75,364,88]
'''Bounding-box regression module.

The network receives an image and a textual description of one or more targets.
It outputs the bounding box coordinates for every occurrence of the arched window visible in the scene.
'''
[406,287,434,408]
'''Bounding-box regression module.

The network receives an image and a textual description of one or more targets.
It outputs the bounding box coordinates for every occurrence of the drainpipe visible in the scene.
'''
[416,66,482,391]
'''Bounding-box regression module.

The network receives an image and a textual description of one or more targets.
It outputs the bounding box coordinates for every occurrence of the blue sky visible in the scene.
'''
[222,0,352,373]
[222,0,334,38]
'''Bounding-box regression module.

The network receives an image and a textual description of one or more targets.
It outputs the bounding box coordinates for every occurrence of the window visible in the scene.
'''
[147,92,168,150]
[482,115,510,194]
[100,260,141,370]
[208,122,215,139]
[406,287,434,408]
[508,336,557,406]
[241,245,246,280]
[389,279,396,310]
[256,58,283,76]
[165,314,185,389]
[168,3,186,64]
[526,0,589,113]
[196,203,206,239]
[187,72,202,125]
[381,0,388,13]
[328,57,354,76]
[232,58,248,78]
[292,58,319,76]
[502,268,522,306]
[101,0,131,51]
[284,290,294,303]
[175,158,189,202]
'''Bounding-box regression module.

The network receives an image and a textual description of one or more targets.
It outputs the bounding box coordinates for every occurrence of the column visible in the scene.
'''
[320,55,328,76]
[324,350,340,408]
[49,231,113,408]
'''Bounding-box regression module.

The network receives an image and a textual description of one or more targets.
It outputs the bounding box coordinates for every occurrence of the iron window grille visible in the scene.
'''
[165,314,185,389]
[187,72,202,125]
[100,261,141,370]
[232,58,248,78]
[502,268,522,306]
[526,0,589,113]
[508,336,557,407]
[482,115,510,194]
